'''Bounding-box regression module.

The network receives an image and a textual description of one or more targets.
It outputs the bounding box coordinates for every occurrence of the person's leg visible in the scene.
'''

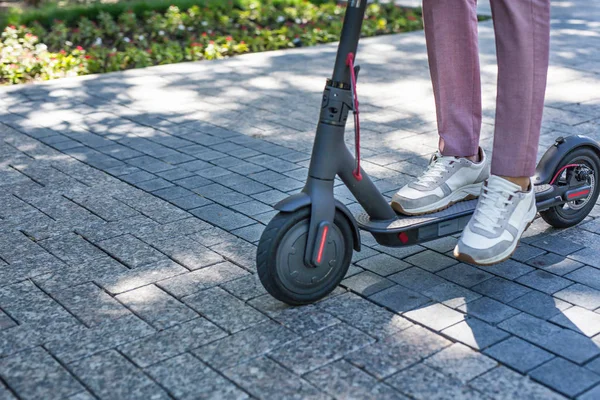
[455,0,551,265]
[423,0,482,159]
[391,0,489,216]
[489,0,551,184]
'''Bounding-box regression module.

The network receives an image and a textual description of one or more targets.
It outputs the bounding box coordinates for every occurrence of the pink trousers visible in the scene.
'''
[423,0,551,177]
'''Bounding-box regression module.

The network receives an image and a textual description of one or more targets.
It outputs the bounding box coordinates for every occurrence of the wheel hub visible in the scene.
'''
[276,220,344,295]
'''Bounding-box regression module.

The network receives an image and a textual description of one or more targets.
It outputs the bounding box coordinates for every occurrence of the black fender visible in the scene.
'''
[274,192,361,251]
[534,135,600,185]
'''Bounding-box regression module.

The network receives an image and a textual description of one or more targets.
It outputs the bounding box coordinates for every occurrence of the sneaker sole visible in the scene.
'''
[454,212,536,266]
[391,183,482,216]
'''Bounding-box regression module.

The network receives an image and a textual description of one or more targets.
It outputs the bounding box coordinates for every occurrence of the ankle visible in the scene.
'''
[501,176,530,191]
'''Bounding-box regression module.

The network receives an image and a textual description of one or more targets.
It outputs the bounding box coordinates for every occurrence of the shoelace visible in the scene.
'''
[472,185,515,234]
[416,154,455,185]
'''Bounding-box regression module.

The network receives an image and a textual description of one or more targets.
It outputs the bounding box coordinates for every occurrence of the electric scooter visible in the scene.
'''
[256,0,600,305]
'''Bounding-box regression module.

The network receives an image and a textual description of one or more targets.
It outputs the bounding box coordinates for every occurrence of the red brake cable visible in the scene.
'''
[346,52,362,181]
[549,164,581,185]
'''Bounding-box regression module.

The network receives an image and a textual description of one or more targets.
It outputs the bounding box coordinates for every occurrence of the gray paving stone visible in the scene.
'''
[512,243,547,263]
[118,317,227,368]
[230,200,273,217]
[569,248,600,269]
[470,366,566,400]
[404,302,465,331]
[346,325,451,379]
[224,357,327,400]
[194,320,299,369]
[52,282,131,327]
[98,260,188,295]
[173,175,212,190]
[70,350,170,400]
[566,266,600,291]
[187,226,237,248]
[149,236,224,270]
[305,360,407,400]
[471,277,532,303]
[389,267,448,292]
[555,284,600,310]
[135,177,174,192]
[97,234,168,268]
[356,253,412,276]
[371,244,424,260]
[231,223,265,243]
[586,357,600,375]
[0,310,16,331]
[145,353,248,400]
[116,285,198,330]
[191,204,255,231]
[385,363,484,400]
[530,358,600,398]
[210,237,258,271]
[141,203,191,224]
[269,323,375,375]
[151,185,193,201]
[424,343,497,382]
[183,287,267,333]
[484,336,555,373]
[436,263,493,288]
[370,284,431,313]
[0,251,67,287]
[498,313,563,345]
[127,155,174,173]
[220,274,267,301]
[441,318,510,350]
[0,347,83,400]
[155,167,195,181]
[157,261,249,298]
[423,282,482,309]
[516,270,573,294]
[551,306,600,337]
[31,254,127,292]
[528,253,585,276]
[509,290,572,320]
[273,304,341,336]
[317,292,413,339]
[533,235,586,256]
[251,189,289,206]
[579,385,600,400]
[39,233,106,266]
[76,215,160,242]
[478,259,535,280]
[44,314,155,364]
[538,329,600,364]
[169,193,213,210]
[341,271,395,296]
[405,250,457,273]
[0,280,81,335]
[68,194,139,222]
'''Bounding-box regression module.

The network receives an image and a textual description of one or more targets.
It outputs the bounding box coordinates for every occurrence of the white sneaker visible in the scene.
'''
[454,175,537,266]
[391,148,490,215]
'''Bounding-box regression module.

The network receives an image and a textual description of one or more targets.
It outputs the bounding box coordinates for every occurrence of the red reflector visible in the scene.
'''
[316,226,329,264]
[568,189,591,199]
[398,232,409,244]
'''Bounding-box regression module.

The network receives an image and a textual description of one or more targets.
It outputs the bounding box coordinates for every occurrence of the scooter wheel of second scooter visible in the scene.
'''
[257,208,353,306]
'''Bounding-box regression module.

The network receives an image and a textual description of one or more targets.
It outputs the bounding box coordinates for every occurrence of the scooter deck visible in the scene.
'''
[357,185,554,247]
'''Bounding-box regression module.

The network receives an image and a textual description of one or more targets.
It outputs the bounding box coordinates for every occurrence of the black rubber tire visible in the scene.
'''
[256,207,354,306]
[540,147,600,229]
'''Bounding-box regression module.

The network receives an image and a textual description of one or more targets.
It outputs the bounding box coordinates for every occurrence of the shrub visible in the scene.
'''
[1,0,424,85]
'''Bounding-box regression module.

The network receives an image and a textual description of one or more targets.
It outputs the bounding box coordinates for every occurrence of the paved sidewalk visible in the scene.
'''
[1,1,600,399]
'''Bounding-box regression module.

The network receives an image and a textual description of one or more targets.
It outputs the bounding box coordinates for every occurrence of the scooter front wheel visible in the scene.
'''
[257,208,353,306]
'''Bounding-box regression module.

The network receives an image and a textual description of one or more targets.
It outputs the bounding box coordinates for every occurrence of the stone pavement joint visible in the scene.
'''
[1,1,600,398]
